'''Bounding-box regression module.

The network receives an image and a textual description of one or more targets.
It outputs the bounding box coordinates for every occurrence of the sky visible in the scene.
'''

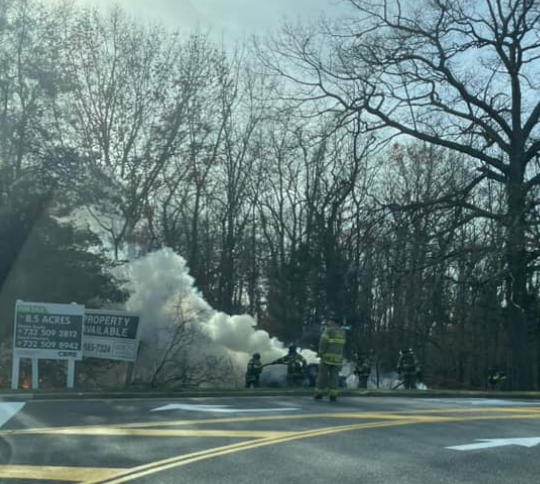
[77,0,349,39]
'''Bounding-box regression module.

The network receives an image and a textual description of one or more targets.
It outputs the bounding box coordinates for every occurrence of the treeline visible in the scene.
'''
[1,0,540,389]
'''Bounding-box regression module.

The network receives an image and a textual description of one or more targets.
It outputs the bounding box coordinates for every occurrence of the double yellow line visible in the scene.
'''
[81,418,421,484]
[3,407,540,484]
[82,410,540,484]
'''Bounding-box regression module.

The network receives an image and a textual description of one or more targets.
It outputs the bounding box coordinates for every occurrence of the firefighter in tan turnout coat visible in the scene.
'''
[314,312,346,402]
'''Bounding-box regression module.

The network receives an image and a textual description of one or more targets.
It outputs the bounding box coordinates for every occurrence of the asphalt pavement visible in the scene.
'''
[1,394,540,483]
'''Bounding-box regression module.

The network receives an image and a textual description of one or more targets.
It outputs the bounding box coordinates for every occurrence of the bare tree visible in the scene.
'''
[147,301,205,388]
[0,0,70,188]
[215,56,273,313]
[62,9,219,259]
[135,297,236,389]
[263,0,540,388]
[146,45,229,293]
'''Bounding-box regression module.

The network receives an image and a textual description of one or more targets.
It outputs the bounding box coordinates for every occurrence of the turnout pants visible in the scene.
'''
[286,374,304,387]
[403,374,416,389]
[357,376,368,389]
[245,378,260,388]
[315,363,341,397]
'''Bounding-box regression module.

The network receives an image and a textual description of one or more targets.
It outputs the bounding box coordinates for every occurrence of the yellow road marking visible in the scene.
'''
[80,419,422,484]
[118,412,407,428]
[80,412,540,484]
[443,414,540,423]
[2,410,540,484]
[0,440,265,483]
[0,413,368,435]
[400,407,540,414]
[5,407,540,437]
[0,465,125,482]
[5,414,417,436]
[29,427,295,438]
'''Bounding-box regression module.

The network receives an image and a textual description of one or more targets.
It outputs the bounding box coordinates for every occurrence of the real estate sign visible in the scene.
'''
[13,301,84,360]
[83,309,140,362]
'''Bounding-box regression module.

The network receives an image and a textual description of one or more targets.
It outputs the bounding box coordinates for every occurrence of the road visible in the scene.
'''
[1,395,540,483]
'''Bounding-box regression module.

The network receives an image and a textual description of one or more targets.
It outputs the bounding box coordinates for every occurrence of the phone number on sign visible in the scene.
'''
[84,343,111,354]
[16,340,80,350]
[17,329,78,338]
[18,328,57,337]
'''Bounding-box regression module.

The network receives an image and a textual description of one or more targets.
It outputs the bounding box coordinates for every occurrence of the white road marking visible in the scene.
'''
[150,403,299,413]
[468,399,540,406]
[421,399,540,406]
[0,402,25,428]
[447,437,540,451]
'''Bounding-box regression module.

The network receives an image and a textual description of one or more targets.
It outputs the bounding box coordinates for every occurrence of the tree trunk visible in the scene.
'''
[505,171,534,389]
[189,188,201,281]
[219,213,235,314]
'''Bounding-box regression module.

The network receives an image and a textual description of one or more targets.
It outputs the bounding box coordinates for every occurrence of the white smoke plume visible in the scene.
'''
[119,248,317,387]
[355,371,428,390]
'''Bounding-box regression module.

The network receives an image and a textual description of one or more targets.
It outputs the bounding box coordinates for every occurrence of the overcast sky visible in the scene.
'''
[77,0,349,39]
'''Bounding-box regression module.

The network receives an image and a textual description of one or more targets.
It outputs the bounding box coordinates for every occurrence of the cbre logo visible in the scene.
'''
[58,351,78,358]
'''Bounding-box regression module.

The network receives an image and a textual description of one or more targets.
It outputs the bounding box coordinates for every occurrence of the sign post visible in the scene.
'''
[12,300,85,390]
[11,356,19,390]
[125,362,135,387]
[83,310,140,362]
[31,358,39,390]
[67,359,75,389]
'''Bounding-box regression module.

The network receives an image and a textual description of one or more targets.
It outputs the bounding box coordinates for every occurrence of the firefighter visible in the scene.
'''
[487,368,507,390]
[269,345,306,387]
[245,353,263,388]
[304,363,319,388]
[396,348,420,389]
[314,312,346,402]
[354,353,371,389]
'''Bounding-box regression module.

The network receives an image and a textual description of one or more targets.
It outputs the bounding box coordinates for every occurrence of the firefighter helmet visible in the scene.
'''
[325,311,340,323]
